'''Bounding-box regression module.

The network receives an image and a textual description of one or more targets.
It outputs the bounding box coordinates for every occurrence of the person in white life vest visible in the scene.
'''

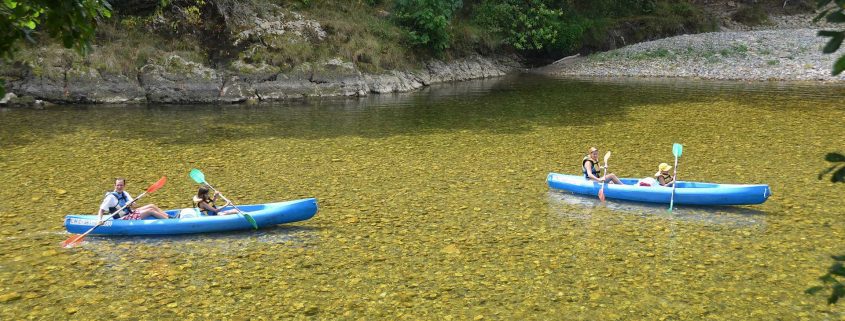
[96,178,169,224]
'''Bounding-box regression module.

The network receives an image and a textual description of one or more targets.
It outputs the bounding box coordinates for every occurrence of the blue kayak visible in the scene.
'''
[64,198,318,236]
[547,173,771,205]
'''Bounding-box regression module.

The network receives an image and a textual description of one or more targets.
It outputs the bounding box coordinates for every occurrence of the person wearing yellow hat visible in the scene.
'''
[655,163,674,186]
[582,146,623,185]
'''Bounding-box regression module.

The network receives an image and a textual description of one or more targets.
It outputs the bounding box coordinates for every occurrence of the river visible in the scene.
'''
[1,74,843,319]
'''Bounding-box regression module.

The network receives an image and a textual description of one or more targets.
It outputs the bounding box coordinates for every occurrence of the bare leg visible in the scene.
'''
[136,204,169,219]
[606,173,623,185]
[220,209,239,215]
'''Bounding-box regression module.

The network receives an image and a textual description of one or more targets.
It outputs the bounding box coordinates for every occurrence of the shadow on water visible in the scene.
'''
[2,73,844,149]
[76,225,323,251]
[545,190,768,228]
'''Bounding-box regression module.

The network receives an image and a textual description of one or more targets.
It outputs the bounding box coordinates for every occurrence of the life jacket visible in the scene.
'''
[194,198,217,216]
[582,155,600,179]
[654,172,673,185]
[107,191,132,216]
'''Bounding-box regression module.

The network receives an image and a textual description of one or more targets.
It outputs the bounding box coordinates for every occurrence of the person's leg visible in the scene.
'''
[608,173,623,185]
[221,209,239,215]
[137,204,169,219]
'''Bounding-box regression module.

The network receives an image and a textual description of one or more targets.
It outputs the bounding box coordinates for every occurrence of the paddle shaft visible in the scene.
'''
[600,159,608,190]
[598,152,610,201]
[669,156,679,211]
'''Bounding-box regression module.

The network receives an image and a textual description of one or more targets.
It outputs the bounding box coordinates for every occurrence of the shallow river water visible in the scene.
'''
[1,74,844,320]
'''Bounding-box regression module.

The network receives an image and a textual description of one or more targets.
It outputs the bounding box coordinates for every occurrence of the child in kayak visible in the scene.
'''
[193,186,238,216]
[655,163,675,186]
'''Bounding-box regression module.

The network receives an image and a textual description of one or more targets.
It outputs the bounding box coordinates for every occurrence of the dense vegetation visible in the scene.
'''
[0,0,112,96]
[0,0,716,83]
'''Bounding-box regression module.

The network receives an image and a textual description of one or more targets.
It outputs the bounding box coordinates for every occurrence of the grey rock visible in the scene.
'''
[139,55,256,103]
[8,54,518,104]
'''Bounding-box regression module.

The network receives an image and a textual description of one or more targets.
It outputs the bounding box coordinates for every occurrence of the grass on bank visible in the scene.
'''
[1,0,732,83]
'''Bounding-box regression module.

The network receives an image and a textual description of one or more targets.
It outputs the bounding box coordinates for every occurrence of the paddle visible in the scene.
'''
[189,169,258,229]
[669,143,683,212]
[598,151,611,202]
[61,176,167,248]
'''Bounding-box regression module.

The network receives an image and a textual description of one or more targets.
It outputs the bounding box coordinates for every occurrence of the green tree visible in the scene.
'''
[473,0,582,55]
[0,0,112,97]
[815,0,845,75]
[394,0,462,54]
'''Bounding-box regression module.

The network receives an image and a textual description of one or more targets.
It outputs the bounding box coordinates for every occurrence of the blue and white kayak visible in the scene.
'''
[64,198,318,236]
[547,173,771,205]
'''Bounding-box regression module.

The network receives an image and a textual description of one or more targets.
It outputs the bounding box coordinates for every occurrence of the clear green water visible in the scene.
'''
[1,74,844,319]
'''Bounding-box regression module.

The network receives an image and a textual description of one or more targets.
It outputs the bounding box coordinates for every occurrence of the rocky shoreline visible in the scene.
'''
[1,55,519,106]
[4,12,844,106]
[537,14,845,82]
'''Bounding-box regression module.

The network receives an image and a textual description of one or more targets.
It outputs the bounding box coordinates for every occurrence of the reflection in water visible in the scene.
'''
[545,190,768,228]
[71,226,321,263]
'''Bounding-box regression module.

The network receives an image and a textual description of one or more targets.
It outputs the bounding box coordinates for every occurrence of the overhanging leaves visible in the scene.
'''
[826,153,845,162]
[819,30,845,53]
[834,53,845,75]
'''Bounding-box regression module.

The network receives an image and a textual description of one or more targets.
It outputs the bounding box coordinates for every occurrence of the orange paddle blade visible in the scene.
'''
[598,187,606,202]
[60,234,84,248]
[147,176,167,193]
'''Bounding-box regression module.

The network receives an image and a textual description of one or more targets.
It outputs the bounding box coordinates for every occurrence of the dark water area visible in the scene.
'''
[1,74,843,319]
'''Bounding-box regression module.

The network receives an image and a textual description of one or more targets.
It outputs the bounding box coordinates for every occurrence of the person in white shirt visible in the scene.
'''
[97,178,169,223]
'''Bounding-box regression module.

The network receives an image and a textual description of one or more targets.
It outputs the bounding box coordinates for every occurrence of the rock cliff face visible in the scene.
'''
[2,55,517,105]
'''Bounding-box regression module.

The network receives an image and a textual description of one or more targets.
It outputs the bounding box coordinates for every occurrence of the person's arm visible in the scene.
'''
[198,201,220,214]
[97,194,115,223]
[124,192,136,210]
[584,160,602,181]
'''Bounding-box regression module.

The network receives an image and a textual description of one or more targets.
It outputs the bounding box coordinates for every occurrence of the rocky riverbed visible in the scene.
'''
[538,14,845,81]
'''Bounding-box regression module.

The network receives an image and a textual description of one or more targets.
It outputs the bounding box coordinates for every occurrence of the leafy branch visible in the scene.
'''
[0,0,112,97]
[814,0,845,75]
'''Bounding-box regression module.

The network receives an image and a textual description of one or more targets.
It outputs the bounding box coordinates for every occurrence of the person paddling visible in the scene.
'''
[583,147,623,185]
[193,186,237,216]
[97,178,169,224]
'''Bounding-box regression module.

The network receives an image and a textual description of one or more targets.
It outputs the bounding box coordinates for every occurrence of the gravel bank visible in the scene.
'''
[539,15,845,82]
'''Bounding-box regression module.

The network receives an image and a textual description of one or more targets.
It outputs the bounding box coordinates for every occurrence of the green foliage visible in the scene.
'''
[719,44,749,57]
[0,0,111,97]
[473,0,585,55]
[569,0,658,17]
[815,0,845,75]
[394,0,462,54]
[0,0,112,58]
